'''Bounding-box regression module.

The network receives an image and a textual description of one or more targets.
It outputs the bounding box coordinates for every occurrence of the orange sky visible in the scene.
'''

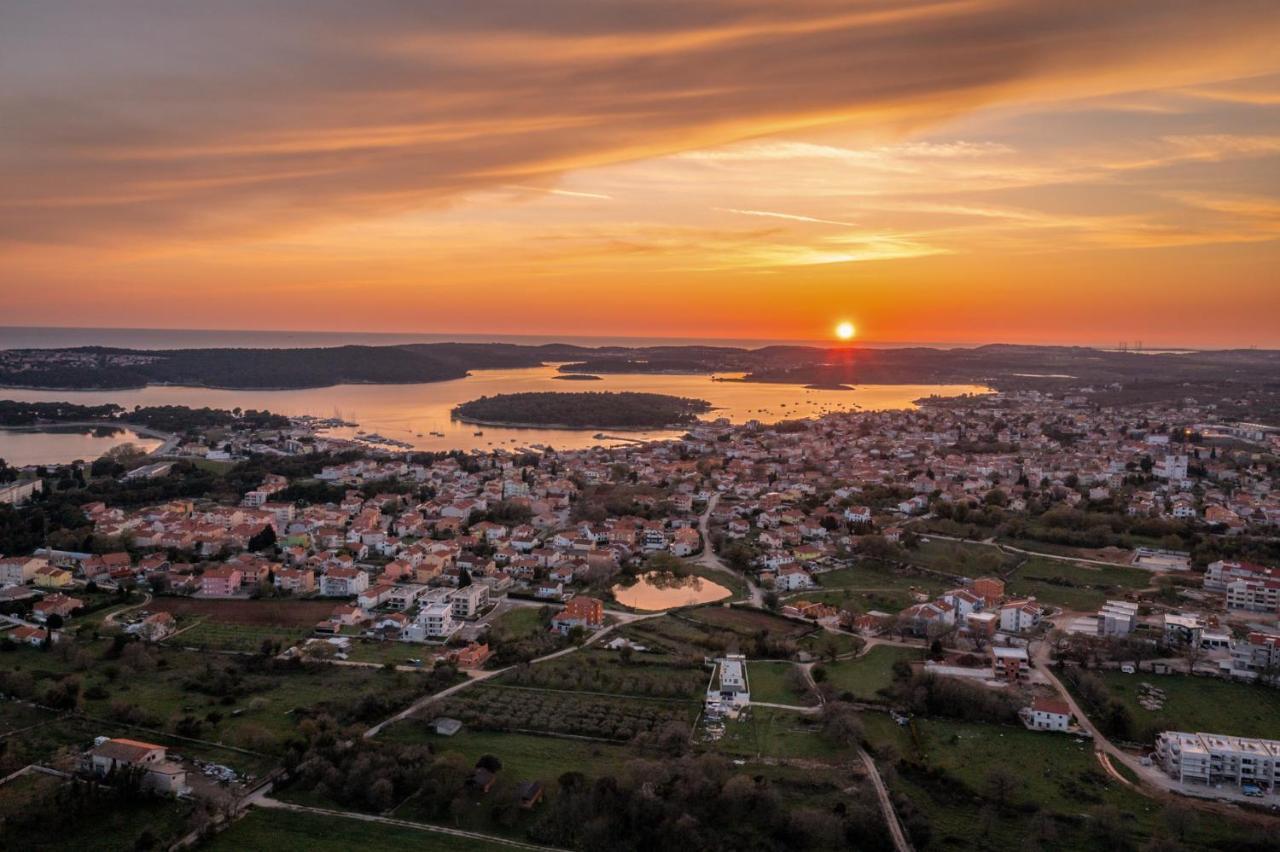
[2,1,1279,347]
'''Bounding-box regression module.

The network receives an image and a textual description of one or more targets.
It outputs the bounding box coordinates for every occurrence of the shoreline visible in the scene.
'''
[450,413,692,433]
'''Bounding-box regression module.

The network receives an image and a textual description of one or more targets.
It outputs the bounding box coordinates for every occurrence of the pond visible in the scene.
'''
[612,571,732,611]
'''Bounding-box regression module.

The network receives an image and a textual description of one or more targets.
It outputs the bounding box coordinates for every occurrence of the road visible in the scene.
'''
[362,610,664,738]
[1029,620,1280,820]
[250,796,568,850]
[914,531,1143,570]
[695,494,764,607]
[859,748,914,852]
[102,591,152,627]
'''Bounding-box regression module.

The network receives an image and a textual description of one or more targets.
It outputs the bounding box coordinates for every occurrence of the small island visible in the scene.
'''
[552,373,603,381]
[451,391,712,429]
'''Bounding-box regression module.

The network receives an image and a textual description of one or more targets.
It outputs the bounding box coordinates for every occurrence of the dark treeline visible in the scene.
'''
[453,391,712,428]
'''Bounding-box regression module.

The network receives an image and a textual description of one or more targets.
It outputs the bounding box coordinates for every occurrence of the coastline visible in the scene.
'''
[450,413,693,432]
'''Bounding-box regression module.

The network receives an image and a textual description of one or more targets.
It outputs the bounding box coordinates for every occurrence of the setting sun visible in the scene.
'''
[835,321,856,341]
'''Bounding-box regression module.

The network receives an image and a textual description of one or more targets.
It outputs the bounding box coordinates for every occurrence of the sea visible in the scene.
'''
[0,326,996,464]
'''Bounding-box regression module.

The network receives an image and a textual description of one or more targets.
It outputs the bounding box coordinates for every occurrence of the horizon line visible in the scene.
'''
[0,324,1258,353]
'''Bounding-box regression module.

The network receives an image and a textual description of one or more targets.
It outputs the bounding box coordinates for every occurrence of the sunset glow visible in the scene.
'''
[1,2,1278,346]
[835,322,856,342]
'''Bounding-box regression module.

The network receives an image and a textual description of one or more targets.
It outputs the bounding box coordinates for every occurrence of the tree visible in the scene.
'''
[45,613,64,631]
[247,525,276,552]
[984,767,1019,810]
[820,703,864,747]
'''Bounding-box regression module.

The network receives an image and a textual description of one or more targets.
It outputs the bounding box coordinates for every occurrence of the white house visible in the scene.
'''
[1025,697,1072,731]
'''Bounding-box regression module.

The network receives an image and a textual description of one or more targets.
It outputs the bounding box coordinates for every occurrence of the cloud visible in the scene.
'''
[2,0,1277,246]
[714,207,857,227]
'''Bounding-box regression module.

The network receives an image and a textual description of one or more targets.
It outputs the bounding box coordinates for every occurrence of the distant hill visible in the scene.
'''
[2,342,1277,404]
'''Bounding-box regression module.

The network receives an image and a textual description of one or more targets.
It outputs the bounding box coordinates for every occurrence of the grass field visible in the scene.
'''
[204,808,511,852]
[863,716,1262,851]
[819,645,921,702]
[380,723,638,779]
[0,640,456,750]
[1084,671,1280,743]
[746,661,816,706]
[1005,556,1152,611]
[173,620,309,653]
[714,707,839,761]
[817,564,947,595]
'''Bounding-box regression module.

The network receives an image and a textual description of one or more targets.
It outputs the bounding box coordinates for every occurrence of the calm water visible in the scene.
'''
[0,427,161,467]
[612,572,732,611]
[0,365,990,459]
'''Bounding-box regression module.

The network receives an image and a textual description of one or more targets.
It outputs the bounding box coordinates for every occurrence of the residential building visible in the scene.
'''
[450,584,489,618]
[82,738,187,795]
[1155,731,1280,790]
[320,567,369,597]
[993,646,1029,681]
[551,595,604,634]
[1098,600,1139,637]
[1026,697,1073,731]
[1226,577,1280,614]
[200,566,243,597]
[1230,632,1280,685]
[705,653,751,716]
[0,556,47,586]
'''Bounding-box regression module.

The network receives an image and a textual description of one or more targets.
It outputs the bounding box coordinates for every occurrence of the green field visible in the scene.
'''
[816,564,947,594]
[204,808,511,852]
[746,661,816,706]
[819,645,921,702]
[495,648,706,699]
[863,716,1261,851]
[714,707,838,761]
[175,619,309,653]
[0,773,193,851]
[1005,556,1153,611]
[0,640,458,751]
[1085,671,1280,743]
[380,723,638,779]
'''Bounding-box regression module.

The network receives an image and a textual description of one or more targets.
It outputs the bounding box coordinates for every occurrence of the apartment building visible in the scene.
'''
[1156,731,1280,791]
[1229,632,1280,685]
[1226,577,1280,614]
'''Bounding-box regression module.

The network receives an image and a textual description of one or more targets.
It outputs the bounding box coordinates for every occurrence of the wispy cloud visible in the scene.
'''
[506,185,614,200]
[714,207,857,227]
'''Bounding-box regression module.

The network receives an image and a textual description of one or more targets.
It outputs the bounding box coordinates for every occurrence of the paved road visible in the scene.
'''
[695,494,764,607]
[1030,620,1280,819]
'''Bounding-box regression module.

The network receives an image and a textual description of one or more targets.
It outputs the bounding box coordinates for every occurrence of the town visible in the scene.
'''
[2,383,1279,851]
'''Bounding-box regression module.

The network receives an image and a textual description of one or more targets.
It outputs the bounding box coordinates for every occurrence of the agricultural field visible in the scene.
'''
[204,808,511,852]
[0,639,460,752]
[862,716,1265,851]
[818,645,922,702]
[494,648,707,699]
[379,723,639,779]
[746,660,817,706]
[428,683,697,741]
[1079,671,1280,743]
[170,620,310,653]
[147,596,336,626]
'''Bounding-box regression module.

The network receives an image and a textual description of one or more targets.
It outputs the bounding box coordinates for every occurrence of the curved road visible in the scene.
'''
[695,494,764,607]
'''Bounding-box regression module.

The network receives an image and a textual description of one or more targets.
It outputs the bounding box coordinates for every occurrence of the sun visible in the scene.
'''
[834,321,856,341]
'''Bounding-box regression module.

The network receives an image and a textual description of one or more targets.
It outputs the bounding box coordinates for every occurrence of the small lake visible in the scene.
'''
[0,365,990,462]
[0,426,162,467]
[612,571,732,611]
